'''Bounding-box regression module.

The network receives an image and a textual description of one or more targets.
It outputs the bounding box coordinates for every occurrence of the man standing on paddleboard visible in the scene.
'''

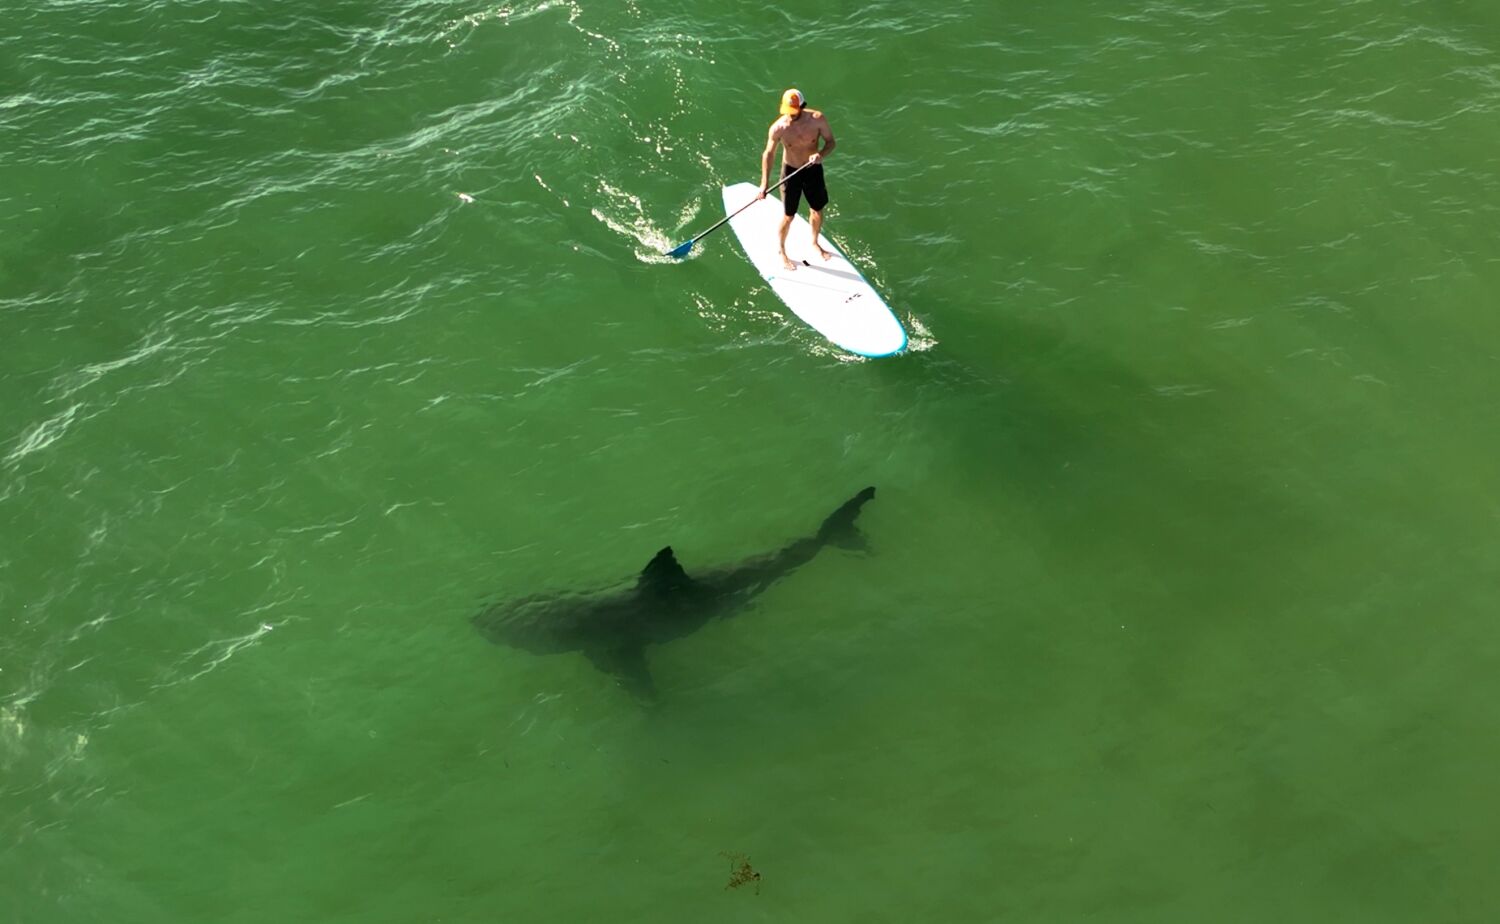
[758,88,837,271]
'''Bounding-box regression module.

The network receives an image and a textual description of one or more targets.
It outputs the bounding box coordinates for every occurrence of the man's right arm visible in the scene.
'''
[758,123,780,198]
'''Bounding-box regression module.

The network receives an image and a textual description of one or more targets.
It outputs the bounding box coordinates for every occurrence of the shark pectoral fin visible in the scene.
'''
[584,645,657,699]
[637,546,692,593]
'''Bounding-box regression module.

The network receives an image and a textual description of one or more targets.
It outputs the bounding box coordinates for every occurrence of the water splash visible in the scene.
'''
[590,180,677,263]
[903,314,939,353]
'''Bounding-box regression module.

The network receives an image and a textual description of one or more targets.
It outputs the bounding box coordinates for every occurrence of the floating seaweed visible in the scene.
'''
[720,851,761,894]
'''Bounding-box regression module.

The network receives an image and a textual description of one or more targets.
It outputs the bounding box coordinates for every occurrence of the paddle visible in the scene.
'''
[666,163,813,259]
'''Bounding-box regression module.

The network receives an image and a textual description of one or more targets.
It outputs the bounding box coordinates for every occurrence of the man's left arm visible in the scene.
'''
[809,118,836,165]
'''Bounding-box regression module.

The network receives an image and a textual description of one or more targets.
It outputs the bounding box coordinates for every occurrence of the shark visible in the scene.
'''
[472,487,876,697]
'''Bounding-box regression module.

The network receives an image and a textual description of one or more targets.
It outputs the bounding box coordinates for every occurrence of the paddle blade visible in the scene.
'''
[666,239,695,259]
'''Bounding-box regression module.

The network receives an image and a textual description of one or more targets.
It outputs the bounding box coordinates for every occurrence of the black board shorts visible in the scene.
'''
[782,162,829,216]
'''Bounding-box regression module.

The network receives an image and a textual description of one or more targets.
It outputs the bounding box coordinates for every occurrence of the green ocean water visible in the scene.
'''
[4,0,1500,920]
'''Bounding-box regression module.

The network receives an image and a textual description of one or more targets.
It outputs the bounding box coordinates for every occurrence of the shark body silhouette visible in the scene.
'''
[472,487,876,696]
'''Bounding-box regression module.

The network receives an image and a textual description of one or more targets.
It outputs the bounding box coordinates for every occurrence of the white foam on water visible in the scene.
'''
[5,403,84,466]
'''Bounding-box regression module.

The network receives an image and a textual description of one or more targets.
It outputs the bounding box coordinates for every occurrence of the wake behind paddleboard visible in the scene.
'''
[721,182,906,358]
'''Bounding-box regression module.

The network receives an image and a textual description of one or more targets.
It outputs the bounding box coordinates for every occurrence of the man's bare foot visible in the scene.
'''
[781,252,797,270]
[815,245,833,261]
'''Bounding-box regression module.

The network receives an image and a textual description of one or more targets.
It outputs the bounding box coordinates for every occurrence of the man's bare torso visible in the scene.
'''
[772,110,829,168]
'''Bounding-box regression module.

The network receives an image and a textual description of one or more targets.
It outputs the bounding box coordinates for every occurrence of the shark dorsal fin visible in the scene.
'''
[638,546,691,592]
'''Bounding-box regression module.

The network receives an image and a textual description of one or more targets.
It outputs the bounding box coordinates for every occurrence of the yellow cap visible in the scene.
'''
[780,88,805,117]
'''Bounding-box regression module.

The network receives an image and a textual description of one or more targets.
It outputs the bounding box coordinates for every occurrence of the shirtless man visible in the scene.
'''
[757,88,837,270]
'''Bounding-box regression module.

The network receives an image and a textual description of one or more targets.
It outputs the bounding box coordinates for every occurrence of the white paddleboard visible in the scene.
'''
[721,182,906,358]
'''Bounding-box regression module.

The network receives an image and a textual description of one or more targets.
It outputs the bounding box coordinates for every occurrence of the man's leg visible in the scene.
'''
[778,215,796,270]
[809,209,832,261]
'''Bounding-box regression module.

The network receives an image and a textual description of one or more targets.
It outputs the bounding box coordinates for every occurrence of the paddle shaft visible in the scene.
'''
[675,162,814,253]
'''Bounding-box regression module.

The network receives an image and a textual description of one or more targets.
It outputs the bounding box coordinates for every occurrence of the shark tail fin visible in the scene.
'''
[816,486,876,551]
